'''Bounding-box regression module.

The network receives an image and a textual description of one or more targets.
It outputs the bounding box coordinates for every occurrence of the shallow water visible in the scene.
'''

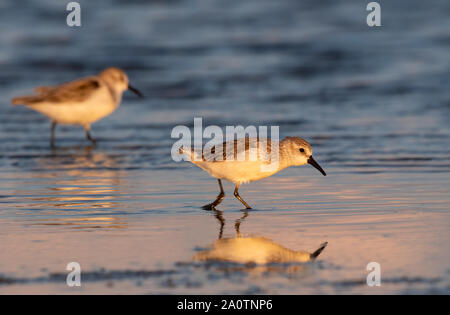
[0,0,449,294]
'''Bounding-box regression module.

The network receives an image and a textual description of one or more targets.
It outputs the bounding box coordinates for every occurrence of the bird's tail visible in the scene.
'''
[179,145,202,162]
[310,242,328,259]
[11,95,42,106]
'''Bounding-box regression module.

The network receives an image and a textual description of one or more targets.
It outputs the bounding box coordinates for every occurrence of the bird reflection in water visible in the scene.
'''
[193,210,327,274]
[23,146,127,230]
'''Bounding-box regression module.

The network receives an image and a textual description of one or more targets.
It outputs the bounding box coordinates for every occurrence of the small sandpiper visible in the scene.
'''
[11,67,143,147]
[181,136,326,210]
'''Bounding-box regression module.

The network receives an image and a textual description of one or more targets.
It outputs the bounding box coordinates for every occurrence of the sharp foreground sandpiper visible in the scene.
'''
[181,136,326,210]
[11,67,143,147]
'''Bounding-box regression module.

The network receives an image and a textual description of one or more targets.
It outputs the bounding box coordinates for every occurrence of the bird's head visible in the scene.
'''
[99,67,143,97]
[282,136,326,176]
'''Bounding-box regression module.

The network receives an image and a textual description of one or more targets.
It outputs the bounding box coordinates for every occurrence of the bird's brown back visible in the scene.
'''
[12,77,101,105]
[199,137,273,162]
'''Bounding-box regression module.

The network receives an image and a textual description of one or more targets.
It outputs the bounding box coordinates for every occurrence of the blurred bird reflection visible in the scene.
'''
[193,210,327,273]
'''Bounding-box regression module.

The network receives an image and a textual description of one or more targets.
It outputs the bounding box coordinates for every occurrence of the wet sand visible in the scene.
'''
[1,167,449,294]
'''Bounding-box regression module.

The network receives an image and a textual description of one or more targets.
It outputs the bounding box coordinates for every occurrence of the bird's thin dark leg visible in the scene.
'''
[85,126,97,146]
[50,121,57,148]
[234,184,252,209]
[202,179,225,210]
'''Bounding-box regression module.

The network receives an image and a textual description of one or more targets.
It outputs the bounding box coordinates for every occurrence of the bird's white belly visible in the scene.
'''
[29,96,117,126]
[196,161,277,184]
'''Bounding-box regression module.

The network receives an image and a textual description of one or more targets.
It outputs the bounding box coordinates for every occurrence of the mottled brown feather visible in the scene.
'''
[12,77,101,105]
[33,86,55,94]
[200,138,273,162]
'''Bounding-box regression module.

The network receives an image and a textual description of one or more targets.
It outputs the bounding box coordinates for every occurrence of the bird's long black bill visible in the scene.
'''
[128,84,143,98]
[308,156,326,176]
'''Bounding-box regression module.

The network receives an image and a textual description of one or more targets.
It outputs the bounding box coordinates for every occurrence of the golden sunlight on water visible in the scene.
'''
[6,149,126,229]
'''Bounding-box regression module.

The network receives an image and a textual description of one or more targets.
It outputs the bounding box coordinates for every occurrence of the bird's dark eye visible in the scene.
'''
[299,148,305,153]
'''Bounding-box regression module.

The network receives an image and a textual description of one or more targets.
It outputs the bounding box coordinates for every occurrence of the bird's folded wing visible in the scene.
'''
[12,77,101,105]
[203,138,278,163]
[39,77,102,103]
[34,86,56,94]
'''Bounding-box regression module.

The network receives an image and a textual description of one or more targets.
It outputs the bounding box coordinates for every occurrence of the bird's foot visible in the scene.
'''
[202,203,216,210]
